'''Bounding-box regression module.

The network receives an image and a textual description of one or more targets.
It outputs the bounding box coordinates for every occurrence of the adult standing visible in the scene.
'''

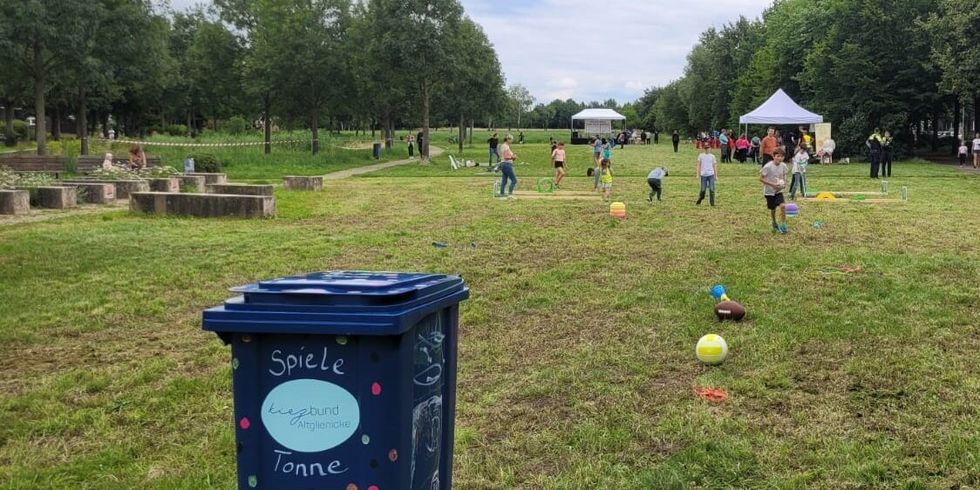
[719,130,730,163]
[672,130,680,153]
[760,127,778,165]
[750,133,761,164]
[973,132,980,169]
[654,129,660,144]
[487,132,500,166]
[782,127,798,156]
[867,128,883,178]
[416,130,424,158]
[881,130,894,177]
[735,134,749,163]
[497,135,518,198]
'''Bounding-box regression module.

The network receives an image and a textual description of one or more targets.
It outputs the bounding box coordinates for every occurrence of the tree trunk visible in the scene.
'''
[382,116,392,149]
[52,105,61,141]
[33,39,47,155]
[458,113,465,154]
[952,99,961,155]
[263,94,272,155]
[3,104,14,146]
[963,94,980,140]
[421,81,431,159]
[469,119,474,145]
[311,110,320,155]
[931,111,938,152]
[78,87,89,155]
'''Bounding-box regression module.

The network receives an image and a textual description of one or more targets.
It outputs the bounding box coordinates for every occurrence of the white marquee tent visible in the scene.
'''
[739,89,823,125]
[571,108,627,122]
[570,109,626,143]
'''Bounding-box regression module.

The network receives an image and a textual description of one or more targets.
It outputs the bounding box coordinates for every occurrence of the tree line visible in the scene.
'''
[633,0,980,158]
[0,0,511,158]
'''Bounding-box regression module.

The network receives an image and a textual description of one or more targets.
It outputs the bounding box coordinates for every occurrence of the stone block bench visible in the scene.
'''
[206,184,274,196]
[129,192,275,219]
[18,186,78,209]
[0,189,30,215]
[62,182,116,204]
[176,175,206,192]
[148,177,180,193]
[185,173,227,185]
[283,176,323,191]
[63,180,149,199]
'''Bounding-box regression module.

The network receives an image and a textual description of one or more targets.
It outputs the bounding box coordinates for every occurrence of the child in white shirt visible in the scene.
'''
[789,145,809,200]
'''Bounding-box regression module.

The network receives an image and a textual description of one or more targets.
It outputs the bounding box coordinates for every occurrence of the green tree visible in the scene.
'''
[365,0,464,159]
[0,0,89,154]
[507,84,534,130]
[439,18,505,153]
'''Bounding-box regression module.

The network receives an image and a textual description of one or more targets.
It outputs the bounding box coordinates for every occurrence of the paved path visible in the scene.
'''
[323,146,443,180]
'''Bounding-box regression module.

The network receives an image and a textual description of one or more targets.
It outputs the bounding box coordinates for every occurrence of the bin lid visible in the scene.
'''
[202,271,468,336]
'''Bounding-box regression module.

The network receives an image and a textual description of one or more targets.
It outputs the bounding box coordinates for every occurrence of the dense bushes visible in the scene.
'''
[0,119,29,145]
[189,154,222,173]
[225,116,249,135]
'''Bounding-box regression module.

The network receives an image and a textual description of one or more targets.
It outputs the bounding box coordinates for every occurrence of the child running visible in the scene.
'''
[789,144,809,200]
[646,166,668,202]
[552,142,566,189]
[599,159,613,201]
[760,148,789,234]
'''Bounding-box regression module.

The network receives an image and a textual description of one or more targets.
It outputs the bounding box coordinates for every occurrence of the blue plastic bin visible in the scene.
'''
[203,271,469,490]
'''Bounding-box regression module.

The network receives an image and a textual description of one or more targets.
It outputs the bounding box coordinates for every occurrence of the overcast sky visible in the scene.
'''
[166,0,770,104]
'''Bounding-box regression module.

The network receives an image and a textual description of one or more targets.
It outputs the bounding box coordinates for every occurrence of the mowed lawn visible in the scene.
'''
[0,140,978,489]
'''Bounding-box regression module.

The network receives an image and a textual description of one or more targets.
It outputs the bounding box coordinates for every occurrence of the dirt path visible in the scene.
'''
[323,146,444,180]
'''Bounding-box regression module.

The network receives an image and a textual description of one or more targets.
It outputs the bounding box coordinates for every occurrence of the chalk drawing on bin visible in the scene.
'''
[411,395,442,487]
[413,315,445,387]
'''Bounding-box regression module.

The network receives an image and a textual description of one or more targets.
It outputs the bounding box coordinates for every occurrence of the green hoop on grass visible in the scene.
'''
[536,178,555,193]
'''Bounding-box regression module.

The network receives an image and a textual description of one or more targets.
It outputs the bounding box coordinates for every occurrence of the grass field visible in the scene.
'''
[1,140,978,489]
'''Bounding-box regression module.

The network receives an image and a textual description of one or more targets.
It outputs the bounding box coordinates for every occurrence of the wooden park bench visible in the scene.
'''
[0,155,67,177]
[76,155,162,174]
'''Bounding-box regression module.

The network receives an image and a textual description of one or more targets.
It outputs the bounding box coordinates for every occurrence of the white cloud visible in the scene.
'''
[463,0,769,103]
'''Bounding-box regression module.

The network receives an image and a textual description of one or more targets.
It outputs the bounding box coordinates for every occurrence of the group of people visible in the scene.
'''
[956,132,980,169]
[866,128,895,178]
[612,129,659,148]
[100,145,147,171]
[490,129,819,235]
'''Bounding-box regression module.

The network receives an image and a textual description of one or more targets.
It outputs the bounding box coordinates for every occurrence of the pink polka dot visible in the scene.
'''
[371,382,382,396]
[240,417,251,430]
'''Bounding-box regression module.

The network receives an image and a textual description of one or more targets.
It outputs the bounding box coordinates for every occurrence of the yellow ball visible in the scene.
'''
[696,334,729,365]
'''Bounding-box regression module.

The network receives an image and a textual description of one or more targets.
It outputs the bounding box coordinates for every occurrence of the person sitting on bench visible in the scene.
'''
[128,146,146,170]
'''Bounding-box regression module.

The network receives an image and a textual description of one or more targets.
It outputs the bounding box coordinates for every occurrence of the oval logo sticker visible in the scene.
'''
[260,379,360,453]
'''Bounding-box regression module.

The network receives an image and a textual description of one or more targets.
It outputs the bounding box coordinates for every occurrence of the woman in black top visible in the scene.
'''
[671,130,680,153]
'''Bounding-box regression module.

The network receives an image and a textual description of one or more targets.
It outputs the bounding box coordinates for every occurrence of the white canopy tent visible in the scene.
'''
[570,108,626,143]
[739,89,823,125]
[572,108,627,122]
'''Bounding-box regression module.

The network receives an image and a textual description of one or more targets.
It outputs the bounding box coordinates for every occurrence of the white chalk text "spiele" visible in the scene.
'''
[269,347,345,377]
